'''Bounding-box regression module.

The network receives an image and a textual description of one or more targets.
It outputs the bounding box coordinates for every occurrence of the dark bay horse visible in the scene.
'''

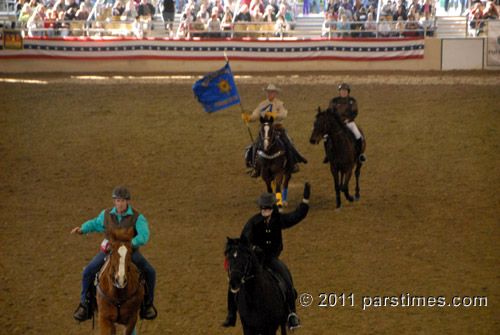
[310,107,365,210]
[225,237,288,335]
[96,226,144,335]
[255,116,292,209]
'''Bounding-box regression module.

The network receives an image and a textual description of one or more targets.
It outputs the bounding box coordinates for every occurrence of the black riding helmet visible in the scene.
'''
[112,186,131,200]
[338,83,351,93]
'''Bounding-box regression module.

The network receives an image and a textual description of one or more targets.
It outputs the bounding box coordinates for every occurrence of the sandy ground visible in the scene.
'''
[0,71,499,335]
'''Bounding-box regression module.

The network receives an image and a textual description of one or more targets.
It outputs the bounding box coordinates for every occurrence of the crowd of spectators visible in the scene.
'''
[175,0,298,38]
[10,0,500,38]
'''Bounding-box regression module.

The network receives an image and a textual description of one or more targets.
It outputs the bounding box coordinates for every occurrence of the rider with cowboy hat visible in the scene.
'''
[326,83,367,163]
[222,183,311,330]
[71,186,157,322]
[242,84,307,178]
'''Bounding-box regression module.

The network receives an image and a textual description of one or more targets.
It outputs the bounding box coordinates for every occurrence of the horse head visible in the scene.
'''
[225,236,258,293]
[310,107,328,144]
[259,116,276,152]
[108,226,134,289]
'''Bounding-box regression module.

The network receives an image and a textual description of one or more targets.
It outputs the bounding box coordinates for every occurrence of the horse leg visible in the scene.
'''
[342,169,355,202]
[330,165,341,210]
[124,314,138,335]
[99,314,115,335]
[282,173,291,208]
[275,172,284,211]
[354,161,362,200]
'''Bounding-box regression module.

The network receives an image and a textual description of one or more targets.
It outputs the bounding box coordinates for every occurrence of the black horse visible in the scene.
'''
[255,116,292,209]
[309,107,365,210]
[225,237,288,335]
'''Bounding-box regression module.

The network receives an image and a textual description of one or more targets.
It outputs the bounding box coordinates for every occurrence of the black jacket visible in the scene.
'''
[241,202,309,258]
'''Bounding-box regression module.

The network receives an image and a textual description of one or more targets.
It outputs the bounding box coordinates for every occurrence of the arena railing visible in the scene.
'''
[0,17,491,39]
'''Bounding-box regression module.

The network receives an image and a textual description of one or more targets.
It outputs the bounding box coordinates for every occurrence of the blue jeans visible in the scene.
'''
[80,250,156,306]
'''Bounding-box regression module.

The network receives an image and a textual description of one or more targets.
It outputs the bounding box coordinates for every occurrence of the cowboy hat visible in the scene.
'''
[257,193,278,207]
[263,84,281,93]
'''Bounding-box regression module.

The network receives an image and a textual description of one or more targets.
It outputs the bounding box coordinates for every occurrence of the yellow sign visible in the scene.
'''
[3,29,24,50]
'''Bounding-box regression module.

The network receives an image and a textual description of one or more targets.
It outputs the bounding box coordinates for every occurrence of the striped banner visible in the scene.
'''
[0,37,424,61]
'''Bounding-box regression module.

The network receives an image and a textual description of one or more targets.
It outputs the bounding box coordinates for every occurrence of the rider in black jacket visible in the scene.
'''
[222,183,311,330]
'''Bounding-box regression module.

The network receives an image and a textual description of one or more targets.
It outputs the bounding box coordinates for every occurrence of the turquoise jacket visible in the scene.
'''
[81,205,150,248]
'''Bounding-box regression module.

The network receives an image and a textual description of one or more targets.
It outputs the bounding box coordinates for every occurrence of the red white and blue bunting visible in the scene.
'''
[0,37,424,61]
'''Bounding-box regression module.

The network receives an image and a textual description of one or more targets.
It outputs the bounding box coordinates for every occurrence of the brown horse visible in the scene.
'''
[255,116,292,209]
[96,226,144,335]
[310,107,365,210]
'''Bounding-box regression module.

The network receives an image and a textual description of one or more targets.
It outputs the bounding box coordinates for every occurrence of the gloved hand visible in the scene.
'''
[303,182,311,200]
[242,113,251,122]
[265,112,277,120]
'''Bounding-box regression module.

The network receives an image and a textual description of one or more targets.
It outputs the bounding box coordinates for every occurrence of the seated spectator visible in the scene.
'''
[352,6,367,36]
[327,0,341,16]
[249,0,264,14]
[276,3,295,29]
[321,12,337,37]
[197,3,210,24]
[63,0,78,11]
[380,0,393,18]
[27,11,44,36]
[112,0,125,17]
[18,3,32,23]
[274,14,289,37]
[137,0,155,19]
[44,9,58,37]
[403,13,420,36]
[192,16,207,37]
[395,15,404,37]
[75,2,89,20]
[469,10,485,36]
[338,4,352,21]
[420,0,434,16]
[407,0,421,16]
[262,5,275,22]
[208,0,225,19]
[234,4,252,22]
[419,10,435,36]
[340,0,353,15]
[207,10,221,37]
[220,5,233,36]
[35,4,46,20]
[56,10,70,36]
[177,5,195,37]
[65,7,77,21]
[378,15,392,37]
[393,4,407,21]
[123,0,139,20]
[362,12,377,37]
[336,13,351,37]
[251,6,263,22]
[483,1,499,19]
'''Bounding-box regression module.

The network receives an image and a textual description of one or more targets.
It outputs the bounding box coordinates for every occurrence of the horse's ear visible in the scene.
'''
[225,237,236,254]
[259,116,266,124]
[269,116,275,123]
[240,234,251,247]
[317,107,321,113]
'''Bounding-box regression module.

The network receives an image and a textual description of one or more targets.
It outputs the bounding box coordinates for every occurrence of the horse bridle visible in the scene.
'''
[227,250,255,284]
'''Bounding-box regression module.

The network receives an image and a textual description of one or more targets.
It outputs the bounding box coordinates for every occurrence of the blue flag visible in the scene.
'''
[193,62,241,113]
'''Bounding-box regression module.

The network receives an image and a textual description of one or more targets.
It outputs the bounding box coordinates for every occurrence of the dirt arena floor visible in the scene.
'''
[1,71,499,335]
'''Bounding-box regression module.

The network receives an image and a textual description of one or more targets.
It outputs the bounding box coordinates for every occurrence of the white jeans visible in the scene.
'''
[346,122,362,140]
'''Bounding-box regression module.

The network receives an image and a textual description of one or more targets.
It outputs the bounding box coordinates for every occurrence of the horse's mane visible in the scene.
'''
[324,107,347,132]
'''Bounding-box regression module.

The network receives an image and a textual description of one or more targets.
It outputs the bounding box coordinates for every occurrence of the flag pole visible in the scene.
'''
[225,51,253,144]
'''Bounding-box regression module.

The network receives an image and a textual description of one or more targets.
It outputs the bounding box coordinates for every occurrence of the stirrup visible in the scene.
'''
[73,303,89,322]
[287,312,301,330]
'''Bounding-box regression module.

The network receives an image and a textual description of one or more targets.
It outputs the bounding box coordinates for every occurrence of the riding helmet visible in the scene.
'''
[112,185,131,200]
[338,83,351,92]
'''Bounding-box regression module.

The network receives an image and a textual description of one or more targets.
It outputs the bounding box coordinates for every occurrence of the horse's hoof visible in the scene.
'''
[334,207,341,212]
[282,201,288,207]
[354,196,360,201]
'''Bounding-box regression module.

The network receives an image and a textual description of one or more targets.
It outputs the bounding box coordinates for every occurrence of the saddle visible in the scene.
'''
[263,267,288,304]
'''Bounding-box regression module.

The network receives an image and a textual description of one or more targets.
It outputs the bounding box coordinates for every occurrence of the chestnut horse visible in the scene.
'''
[96,226,144,335]
[255,116,292,209]
[310,107,365,210]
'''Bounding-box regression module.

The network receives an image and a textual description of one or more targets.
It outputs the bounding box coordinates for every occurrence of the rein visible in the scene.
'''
[96,254,145,320]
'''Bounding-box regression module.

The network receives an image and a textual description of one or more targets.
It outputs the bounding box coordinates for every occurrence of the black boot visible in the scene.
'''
[140,303,158,320]
[221,312,237,327]
[73,303,88,322]
[222,290,237,327]
[356,139,367,163]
